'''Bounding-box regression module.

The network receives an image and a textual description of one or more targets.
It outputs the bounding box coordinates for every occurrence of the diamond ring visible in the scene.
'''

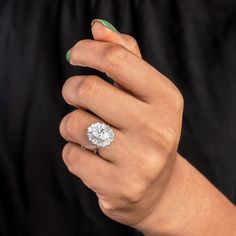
[87,122,115,149]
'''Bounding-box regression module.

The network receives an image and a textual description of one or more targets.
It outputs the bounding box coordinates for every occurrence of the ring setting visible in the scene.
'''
[87,122,115,148]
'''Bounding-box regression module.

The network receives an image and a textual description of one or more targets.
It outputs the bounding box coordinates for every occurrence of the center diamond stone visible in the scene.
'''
[87,122,115,148]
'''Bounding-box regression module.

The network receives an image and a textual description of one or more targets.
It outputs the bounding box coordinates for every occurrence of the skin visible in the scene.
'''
[59,22,236,235]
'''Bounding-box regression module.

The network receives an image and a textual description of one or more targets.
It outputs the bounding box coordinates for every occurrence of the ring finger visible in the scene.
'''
[59,108,126,162]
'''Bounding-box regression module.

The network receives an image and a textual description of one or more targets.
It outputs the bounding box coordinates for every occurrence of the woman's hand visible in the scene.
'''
[59,19,184,228]
[59,20,236,236]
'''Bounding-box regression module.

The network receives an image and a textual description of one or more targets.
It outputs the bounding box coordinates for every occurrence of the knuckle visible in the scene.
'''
[164,127,177,146]
[126,35,137,45]
[144,121,177,158]
[125,35,139,50]
[76,76,99,100]
[121,184,146,204]
[171,90,184,111]
[70,43,80,64]
[70,40,91,65]
[62,143,72,161]
[100,200,117,213]
[61,76,75,101]
[59,116,67,138]
[65,152,78,174]
[62,143,76,170]
[64,112,79,137]
[159,128,177,157]
[103,44,127,65]
[141,158,159,181]
[67,162,77,174]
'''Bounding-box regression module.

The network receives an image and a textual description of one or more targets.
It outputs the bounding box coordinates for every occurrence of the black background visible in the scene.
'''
[0,0,235,235]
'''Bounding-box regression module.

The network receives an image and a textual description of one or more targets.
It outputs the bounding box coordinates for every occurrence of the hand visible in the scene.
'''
[59,20,184,229]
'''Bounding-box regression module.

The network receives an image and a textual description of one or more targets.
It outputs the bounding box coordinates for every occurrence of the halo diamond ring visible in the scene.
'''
[87,122,115,149]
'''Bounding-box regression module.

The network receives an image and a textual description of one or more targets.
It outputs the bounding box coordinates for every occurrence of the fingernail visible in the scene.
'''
[91,19,118,33]
[66,49,71,63]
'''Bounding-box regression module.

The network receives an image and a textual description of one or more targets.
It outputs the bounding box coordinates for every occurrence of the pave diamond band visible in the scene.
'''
[87,122,115,149]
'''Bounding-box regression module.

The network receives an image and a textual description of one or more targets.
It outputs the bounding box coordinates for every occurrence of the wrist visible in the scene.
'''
[134,154,236,236]
[133,153,187,236]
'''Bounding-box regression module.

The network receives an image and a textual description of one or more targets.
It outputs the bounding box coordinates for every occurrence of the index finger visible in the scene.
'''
[68,40,174,103]
[91,20,142,58]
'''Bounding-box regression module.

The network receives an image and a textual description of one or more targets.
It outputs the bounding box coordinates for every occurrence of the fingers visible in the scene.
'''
[91,20,142,92]
[60,109,103,150]
[68,39,170,103]
[62,142,116,194]
[62,75,146,129]
[91,20,142,58]
[59,108,128,161]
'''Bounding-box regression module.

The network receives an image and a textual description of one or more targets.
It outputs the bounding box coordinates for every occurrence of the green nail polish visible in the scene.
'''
[66,49,71,63]
[91,19,118,33]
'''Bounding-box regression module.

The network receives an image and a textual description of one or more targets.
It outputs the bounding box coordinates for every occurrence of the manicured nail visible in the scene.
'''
[66,49,71,63]
[91,19,118,33]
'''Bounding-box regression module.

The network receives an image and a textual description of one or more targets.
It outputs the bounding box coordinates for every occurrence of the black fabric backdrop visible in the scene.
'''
[0,0,236,235]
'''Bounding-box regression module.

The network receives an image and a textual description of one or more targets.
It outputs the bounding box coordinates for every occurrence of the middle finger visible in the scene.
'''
[62,75,146,129]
